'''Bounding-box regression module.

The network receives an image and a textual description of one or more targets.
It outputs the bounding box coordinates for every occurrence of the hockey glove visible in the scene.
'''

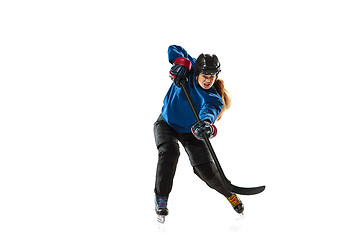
[169,57,192,87]
[191,120,217,140]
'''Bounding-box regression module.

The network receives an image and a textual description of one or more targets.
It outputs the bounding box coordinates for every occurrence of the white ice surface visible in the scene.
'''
[1,0,360,239]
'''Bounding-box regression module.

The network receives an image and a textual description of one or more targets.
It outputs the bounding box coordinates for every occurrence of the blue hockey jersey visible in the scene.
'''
[161,45,223,133]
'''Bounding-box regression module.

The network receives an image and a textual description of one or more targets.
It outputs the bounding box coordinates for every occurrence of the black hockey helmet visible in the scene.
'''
[195,53,221,76]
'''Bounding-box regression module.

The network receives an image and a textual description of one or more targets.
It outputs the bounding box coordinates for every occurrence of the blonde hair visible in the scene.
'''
[213,78,231,121]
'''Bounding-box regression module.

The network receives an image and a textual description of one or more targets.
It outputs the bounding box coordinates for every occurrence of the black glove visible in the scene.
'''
[169,57,192,87]
[191,120,217,140]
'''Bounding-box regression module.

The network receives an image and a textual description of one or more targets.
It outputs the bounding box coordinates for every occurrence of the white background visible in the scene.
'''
[1,0,359,239]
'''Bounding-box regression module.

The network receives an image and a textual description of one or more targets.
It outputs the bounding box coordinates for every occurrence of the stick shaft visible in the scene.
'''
[180,82,228,182]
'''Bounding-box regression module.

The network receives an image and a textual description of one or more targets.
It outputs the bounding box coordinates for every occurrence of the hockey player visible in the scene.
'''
[154,45,244,221]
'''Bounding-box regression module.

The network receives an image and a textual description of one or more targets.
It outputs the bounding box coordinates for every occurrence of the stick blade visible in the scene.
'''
[227,181,266,195]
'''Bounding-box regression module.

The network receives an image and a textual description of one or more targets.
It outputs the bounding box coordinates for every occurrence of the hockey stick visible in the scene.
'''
[180,81,265,195]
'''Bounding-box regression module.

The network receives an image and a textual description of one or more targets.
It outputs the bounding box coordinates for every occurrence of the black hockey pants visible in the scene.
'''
[154,116,231,198]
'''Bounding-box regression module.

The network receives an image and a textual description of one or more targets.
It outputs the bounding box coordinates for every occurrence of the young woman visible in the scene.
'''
[154,45,244,219]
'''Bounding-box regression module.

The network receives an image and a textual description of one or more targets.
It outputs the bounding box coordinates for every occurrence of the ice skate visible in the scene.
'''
[155,195,168,223]
[227,193,244,214]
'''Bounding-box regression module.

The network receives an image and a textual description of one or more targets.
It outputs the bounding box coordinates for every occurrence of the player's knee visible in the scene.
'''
[158,142,180,159]
[193,162,217,181]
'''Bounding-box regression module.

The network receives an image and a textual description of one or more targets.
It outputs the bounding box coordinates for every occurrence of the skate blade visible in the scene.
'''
[157,215,165,223]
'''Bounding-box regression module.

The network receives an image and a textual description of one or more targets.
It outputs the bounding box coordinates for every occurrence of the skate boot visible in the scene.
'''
[155,195,168,223]
[227,193,244,214]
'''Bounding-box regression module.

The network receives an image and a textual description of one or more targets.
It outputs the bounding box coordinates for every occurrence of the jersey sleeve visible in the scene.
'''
[168,45,196,66]
[199,96,223,123]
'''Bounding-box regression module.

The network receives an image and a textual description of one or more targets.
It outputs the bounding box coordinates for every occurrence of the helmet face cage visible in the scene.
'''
[195,54,221,76]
